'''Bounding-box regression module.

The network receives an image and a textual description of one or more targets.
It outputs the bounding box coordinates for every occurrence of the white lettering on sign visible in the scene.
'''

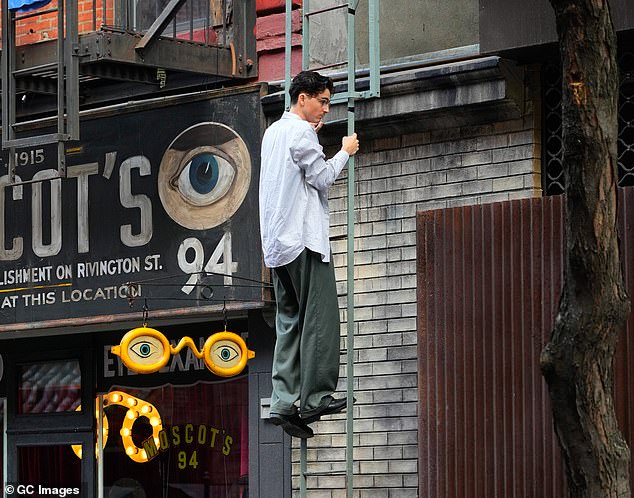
[76,257,141,278]
[0,174,23,260]
[1,296,18,309]
[68,162,99,253]
[0,284,141,310]
[120,156,153,247]
[61,285,131,302]
[0,155,155,262]
[177,233,237,294]
[14,148,44,167]
[32,169,62,257]
[0,265,53,285]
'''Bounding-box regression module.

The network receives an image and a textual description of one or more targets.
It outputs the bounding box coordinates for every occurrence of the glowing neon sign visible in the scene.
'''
[72,391,163,463]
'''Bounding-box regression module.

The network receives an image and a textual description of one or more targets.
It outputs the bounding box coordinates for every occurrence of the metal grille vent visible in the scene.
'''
[543,64,564,195]
[544,52,634,194]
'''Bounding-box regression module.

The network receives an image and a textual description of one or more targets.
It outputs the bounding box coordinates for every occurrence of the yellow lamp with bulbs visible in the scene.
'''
[71,399,109,459]
[72,391,163,464]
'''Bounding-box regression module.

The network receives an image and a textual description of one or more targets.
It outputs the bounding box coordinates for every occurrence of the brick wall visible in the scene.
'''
[290,71,542,497]
[0,0,112,46]
[3,0,294,81]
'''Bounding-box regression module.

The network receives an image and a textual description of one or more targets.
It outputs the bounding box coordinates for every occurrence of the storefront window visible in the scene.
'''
[18,445,82,492]
[101,379,248,497]
[18,361,81,414]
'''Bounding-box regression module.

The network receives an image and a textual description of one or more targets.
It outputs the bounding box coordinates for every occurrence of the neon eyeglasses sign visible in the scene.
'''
[111,327,255,377]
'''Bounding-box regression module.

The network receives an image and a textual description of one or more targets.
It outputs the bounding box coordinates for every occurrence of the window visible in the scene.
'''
[100,380,248,497]
[18,360,81,414]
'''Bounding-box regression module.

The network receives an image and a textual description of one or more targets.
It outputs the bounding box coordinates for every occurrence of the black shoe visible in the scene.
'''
[301,396,353,425]
[269,412,314,439]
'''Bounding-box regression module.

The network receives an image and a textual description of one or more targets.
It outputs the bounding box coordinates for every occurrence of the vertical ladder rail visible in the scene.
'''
[368,0,380,97]
[284,1,379,496]
[300,437,308,495]
[1,0,17,181]
[1,0,79,182]
[299,8,311,492]
[302,0,310,70]
[346,2,359,495]
[284,0,293,110]
[57,0,66,177]
[62,0,81,178]
[67,0,80,142]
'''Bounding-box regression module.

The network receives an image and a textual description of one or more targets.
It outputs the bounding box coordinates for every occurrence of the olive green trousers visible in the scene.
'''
[270,248,341,417]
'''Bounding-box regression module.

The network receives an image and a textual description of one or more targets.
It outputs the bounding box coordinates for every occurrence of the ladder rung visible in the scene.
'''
[309,61,348,72]
[305,4,348,17]
[3,133,70,149]
[329,91,368,105]
[302,470,347,477]
[15,7,58,22]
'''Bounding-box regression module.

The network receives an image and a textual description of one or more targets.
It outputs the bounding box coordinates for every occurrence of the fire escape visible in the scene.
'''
[1,0,257,183]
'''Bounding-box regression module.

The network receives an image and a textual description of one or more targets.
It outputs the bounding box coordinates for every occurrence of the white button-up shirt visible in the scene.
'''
[259,112,349,268]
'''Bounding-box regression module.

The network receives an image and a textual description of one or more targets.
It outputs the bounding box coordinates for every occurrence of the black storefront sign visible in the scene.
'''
[0,87,264,326]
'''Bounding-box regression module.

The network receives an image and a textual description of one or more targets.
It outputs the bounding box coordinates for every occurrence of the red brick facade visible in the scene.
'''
[0,0,112,46]
[0,0,300,82]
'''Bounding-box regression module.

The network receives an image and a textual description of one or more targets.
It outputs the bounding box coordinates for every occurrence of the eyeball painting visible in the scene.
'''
[111,327,171,374]
[203,331,255,378]
[158,122,251,230]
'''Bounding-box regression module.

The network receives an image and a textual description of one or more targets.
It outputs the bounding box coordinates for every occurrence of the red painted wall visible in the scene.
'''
[256,0,302,15]
[255,0,303,82]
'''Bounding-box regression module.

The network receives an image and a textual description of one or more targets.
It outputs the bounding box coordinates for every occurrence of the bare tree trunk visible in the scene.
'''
[540,1,632,497]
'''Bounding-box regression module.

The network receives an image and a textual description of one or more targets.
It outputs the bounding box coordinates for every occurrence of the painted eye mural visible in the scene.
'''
[158,122,251,230]
[177,153,235,206]
[111,327,171,374]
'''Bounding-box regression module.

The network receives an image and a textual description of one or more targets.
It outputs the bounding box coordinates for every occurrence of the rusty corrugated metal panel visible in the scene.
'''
[418,195,568,498]
[418,190,634,497]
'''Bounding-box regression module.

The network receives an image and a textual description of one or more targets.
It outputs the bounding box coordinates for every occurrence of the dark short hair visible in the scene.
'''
[289,70,334,105]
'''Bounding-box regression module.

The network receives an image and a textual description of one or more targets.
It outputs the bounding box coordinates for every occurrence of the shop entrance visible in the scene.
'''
[2,321,251,498]
[4,343,95,497]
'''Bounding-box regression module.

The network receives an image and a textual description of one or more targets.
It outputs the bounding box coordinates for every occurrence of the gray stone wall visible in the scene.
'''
[289,70,542,497]
[305,0,479,68]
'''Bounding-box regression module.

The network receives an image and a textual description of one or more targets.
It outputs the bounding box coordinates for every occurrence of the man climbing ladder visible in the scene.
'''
[259,70,360,439]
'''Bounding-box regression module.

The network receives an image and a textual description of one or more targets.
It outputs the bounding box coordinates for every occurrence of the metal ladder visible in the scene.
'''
[284,1,380,496]
[1,0,79,183]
